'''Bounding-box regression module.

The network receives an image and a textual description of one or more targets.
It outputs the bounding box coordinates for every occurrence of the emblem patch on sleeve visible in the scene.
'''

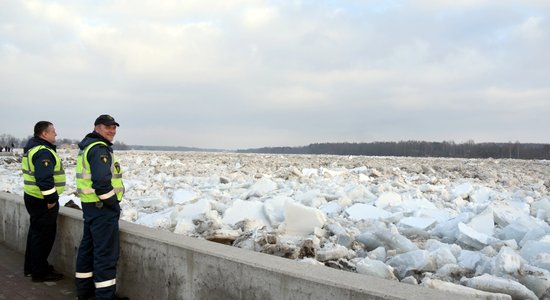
[42,159,51,167]
[100,155,109,164]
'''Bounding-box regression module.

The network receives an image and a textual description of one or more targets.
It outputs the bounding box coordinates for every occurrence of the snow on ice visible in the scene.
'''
[1,150,550,299]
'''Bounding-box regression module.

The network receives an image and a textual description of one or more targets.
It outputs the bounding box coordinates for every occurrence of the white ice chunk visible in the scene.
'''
[492,201,531,227]
[295,189,326,208]
[134,196,170,209]
[430,247,457,269]
[387,250,435,278]
[492,246,522,275]
[499,217,538,244]
[519,226,547,247]
[432,212,473,243]
[345,203,390,221]
[520,240,550,271]
[301,168,318,177]
[281,201,326,236]
[263,196,291,227]
[401,197,438,212]
[120,206,138,222]
[373,227,418,254]
[135,207,174,229]
[422,278,512,300]
[399,217,437,230]
[461,274,538,300]
[470,187,494,204]
[172,189,199,204]
[458,250,483,270]
[356,231,384,251]
[531,198,550,219]
[173,219,195,234]
[467,207,494,236]
[375,191,402,209]
[356,257,397,280]
[326,222,353,247]
[222,199,270,228]
[367,246,387,261]
[451,182,473,198]
[174,198,212,221]
[319,201,342,216]
[517,264,550,298]
[456,222,495,250]
[316,244,351,261]
[246,177,278,197]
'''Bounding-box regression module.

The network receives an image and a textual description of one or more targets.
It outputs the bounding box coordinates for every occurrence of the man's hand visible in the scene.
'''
[47,202,57,209]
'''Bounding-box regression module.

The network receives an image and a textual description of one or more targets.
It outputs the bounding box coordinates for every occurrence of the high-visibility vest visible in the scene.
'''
[22,145,66,198]
[76,141,124,202]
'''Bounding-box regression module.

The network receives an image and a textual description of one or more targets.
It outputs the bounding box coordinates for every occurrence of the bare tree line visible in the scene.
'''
[4,132,549,159]
[238,141,550,160]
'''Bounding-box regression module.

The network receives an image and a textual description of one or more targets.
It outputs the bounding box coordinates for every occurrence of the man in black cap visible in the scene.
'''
[74,114,128,300]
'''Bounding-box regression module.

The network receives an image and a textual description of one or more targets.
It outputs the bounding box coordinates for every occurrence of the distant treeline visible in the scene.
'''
[4,132,549,159]
[237,141,550,160]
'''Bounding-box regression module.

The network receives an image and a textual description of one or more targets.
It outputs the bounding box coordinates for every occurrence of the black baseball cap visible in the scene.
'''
[94,114,120,127]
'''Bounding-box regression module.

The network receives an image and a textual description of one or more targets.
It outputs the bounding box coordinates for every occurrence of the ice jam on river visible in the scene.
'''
[2,150,549,299]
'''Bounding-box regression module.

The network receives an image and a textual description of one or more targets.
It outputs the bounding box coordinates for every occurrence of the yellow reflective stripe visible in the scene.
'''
[53,170,65,175]
[98,190,115,200]
[113,187,124,193]
[95,278,116,288]
[75,272,93,278]
[77,188,95,194]
[55,182,65,187]
[24,180,35,185]
[41,187,56,196]
[112,174,122,178]
[22,170,33,175]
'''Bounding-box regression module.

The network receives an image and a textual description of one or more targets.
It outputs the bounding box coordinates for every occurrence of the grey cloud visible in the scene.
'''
[1,0,549,148]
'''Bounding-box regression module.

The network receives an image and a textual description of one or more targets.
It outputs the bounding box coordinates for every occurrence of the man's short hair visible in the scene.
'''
[34,121,53,137]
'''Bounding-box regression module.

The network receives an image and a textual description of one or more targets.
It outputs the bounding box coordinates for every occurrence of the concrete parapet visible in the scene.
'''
[0,192,464,300]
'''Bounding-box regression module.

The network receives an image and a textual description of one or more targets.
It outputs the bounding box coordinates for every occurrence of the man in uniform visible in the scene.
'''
[22,121,65,282]
[75,115,128,300]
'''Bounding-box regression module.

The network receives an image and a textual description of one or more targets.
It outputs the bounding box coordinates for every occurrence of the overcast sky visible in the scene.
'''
[1,0,549,149]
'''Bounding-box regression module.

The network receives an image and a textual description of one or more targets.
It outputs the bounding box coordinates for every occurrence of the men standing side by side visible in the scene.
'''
[75,115,128,300]
[22,121,65,282]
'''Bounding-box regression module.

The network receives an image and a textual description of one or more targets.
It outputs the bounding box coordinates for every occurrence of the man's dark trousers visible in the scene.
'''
[24,193,59,277]
[76,201,120,300]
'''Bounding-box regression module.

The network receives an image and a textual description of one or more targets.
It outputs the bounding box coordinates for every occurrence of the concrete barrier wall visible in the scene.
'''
[0,192,462,300]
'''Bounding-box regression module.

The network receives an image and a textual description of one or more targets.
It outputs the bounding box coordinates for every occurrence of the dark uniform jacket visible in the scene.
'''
[78,131,117,202]
[23,137,59,204]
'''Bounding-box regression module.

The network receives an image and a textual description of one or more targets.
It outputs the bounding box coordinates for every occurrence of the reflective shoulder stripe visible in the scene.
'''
[98,190,115,200]
[95,278,116,289]
[41,187,57,196]
[75,272,93,278]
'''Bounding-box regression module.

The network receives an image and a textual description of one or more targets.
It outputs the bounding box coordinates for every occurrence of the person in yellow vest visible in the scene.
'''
[21,121,65,282]
[75,115,128,300]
